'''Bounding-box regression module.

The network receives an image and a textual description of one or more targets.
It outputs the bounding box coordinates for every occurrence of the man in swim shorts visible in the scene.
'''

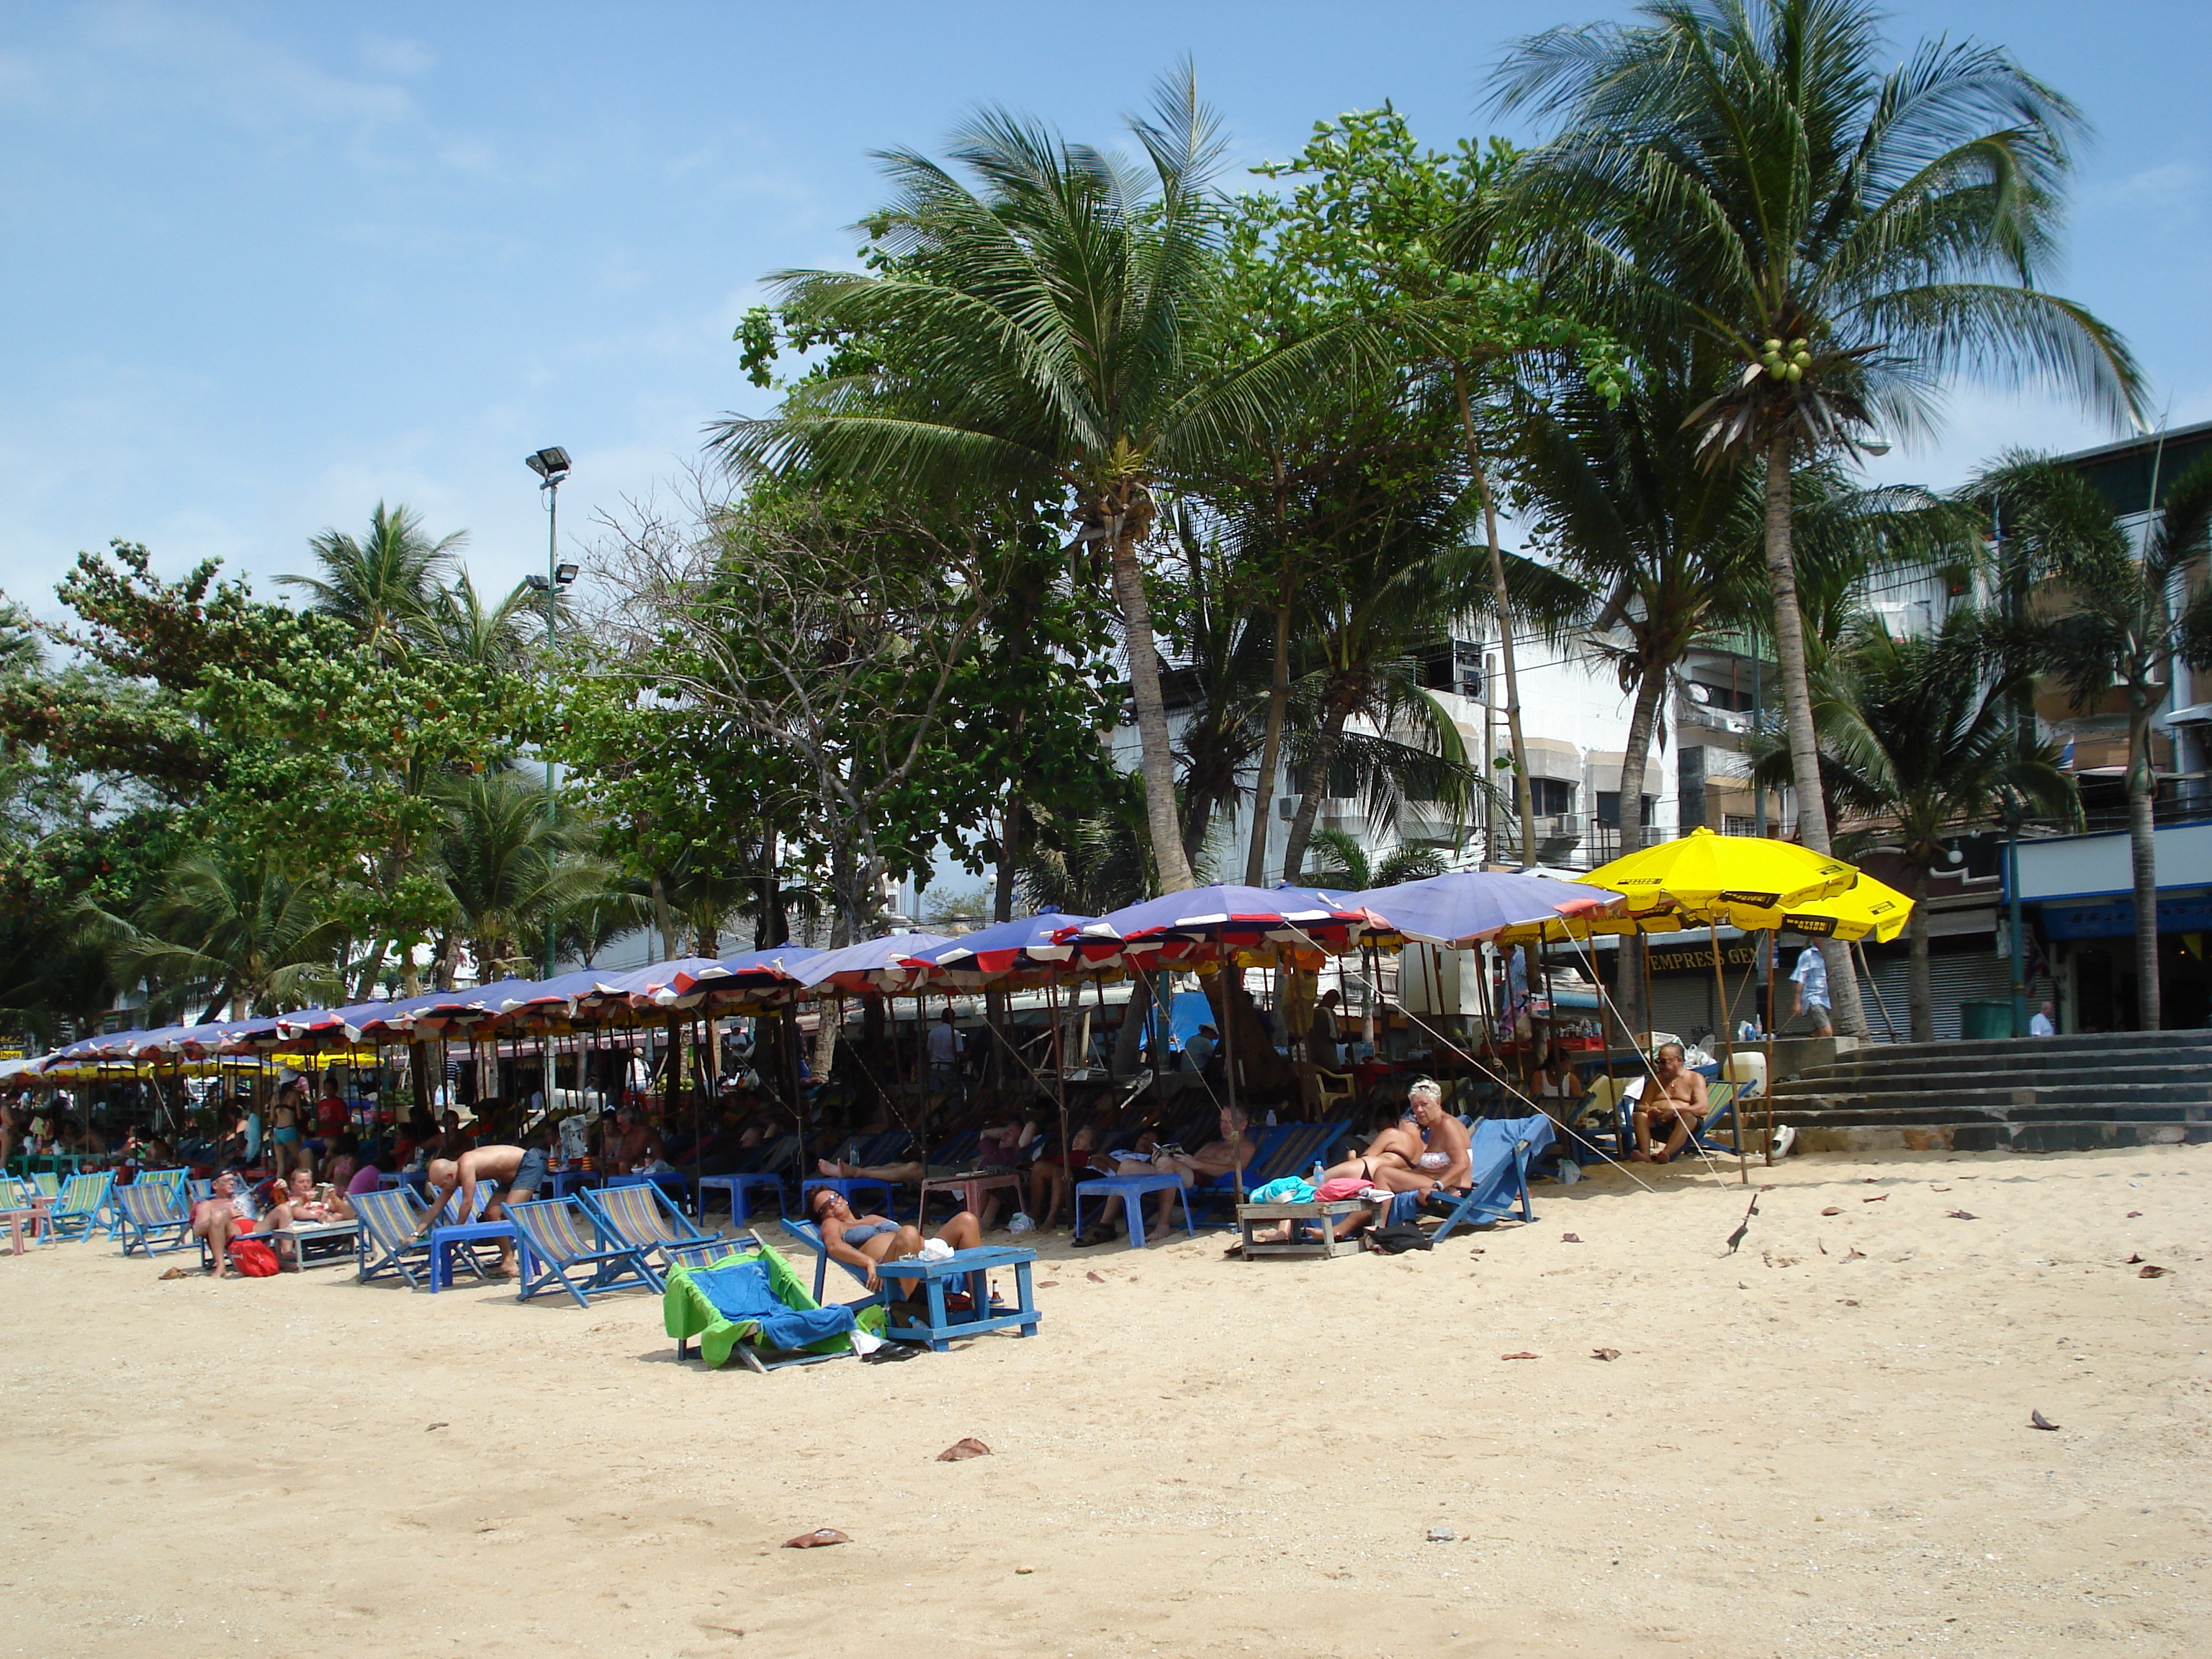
[414,1140,548,1277]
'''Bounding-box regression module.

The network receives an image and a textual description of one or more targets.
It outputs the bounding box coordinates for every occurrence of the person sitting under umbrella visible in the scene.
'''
[1629,1042,1710,1164]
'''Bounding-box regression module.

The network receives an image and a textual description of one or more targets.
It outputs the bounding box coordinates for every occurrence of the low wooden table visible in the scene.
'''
[917,1169,1022,1223]
[1234,1197,1370,1259]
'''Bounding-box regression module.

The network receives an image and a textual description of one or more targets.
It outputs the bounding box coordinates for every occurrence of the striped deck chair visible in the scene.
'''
[117,1178,194,1256]
[581,1180,729,1285]
[504,1196,657,1308]
[32,1172,62,1198]
[353,1185,464,1290]
[1188,1120,1347,1225]
[46,1172,114,1241]
[1428,1115,1555,1242]
[0,1174,30,1209]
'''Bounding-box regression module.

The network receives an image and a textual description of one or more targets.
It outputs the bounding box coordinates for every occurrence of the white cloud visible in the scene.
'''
[358,35,436,78]
[2088,160,2206,217]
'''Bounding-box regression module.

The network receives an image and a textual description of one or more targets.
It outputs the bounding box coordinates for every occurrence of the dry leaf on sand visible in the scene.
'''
[2030,1411,2060,1431]
[1863,1194,1889,1203]
[784,1528,850,1548]
[1084,1272,1105,1283]
[1501,1351,1539,1361]
[2138,1264,2170,1279]
[158,1267,193,1280]
[1560,1232,1583,1244]
[1591,1348,1622,1362]
[1946,1210,1977,1220]
[1821,1206,1842,1216]
[937,1437,992,1462]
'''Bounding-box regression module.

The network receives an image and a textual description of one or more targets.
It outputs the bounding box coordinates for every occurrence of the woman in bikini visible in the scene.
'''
[809,1188,981,1292]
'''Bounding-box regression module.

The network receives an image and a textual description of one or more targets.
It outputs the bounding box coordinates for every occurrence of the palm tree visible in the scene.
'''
[1301,827,1450,891]
[78,845,349,1019]
[713,68,1392,893]
[0,599,39,675]
[1969,452,2212,1030]
[1493,0,2142,1032]
[432,770,613,984]
[281,502,464,661]
[428,572,544,671]
[1764,609,2076,1040]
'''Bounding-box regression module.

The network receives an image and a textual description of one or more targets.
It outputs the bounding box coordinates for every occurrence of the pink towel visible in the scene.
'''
[1313,1177,1369,1202]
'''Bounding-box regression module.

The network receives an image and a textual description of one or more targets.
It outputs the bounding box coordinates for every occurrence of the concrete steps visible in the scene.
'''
[1755,1028,2212,1154]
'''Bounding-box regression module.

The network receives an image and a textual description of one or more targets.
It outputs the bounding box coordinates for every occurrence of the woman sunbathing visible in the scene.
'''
[809,1188,980,1292]
[282,1167,352,1222]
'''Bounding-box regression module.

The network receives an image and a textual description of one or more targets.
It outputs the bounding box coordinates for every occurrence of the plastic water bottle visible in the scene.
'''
[1310,1161,1325,1183]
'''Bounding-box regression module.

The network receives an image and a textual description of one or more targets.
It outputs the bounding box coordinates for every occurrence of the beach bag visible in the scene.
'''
[228,1238,281,1277]
[1366,1223,1432,1255]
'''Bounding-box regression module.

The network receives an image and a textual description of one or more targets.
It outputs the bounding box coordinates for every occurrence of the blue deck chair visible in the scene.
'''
[580,1181,729,1286]
[1427,1115,1555,1243]
[503,1196,657,1308]
[46,1172,114,1241]
[117,1179,194,1256]
[32,1172,61,1199]
[779,1216,1035,1348]
[352,1185,468,1289]
[1185,1120,1348,1224]
[780,1215,887,1306]
[799,1128,909,1214]
[662,1230,873,1371]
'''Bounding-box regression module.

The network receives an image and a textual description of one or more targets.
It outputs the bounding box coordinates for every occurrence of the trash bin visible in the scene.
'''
[1959,999,2015,1039]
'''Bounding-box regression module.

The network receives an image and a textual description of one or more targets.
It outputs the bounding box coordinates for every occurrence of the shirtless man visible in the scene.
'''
[1077,1103,1260,1244]
[1631,1043,1710,1163]
[189,1172,290,1277]
[809,1187,981,1295]
[413,1139,548,1276]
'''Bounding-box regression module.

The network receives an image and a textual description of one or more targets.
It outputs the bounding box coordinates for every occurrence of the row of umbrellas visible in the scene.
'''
[24,832,1906,1075]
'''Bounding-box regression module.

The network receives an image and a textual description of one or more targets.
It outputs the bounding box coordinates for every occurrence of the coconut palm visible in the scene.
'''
[1967,452,2212,1030]
[1300,828,1450,891]
[78,845,349,1020]
[280,503,464,662]
[428,572,545,671]
[431,770,623,984]
[1761,609,2077,1040]
[712,68,1395,893]
[1492,0,2143,1031]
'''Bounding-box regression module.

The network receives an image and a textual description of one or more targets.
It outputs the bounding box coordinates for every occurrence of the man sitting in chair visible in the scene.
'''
[1630,1043,1710,1164]
[413,1138,549,1277]
[1073,1103,1259,1246]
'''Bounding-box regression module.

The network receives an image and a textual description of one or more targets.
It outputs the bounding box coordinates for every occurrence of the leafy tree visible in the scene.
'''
[1969,452,2212,1030]
[1493,0,2141,1033]
[431,770,617,984]
[1301,827,1450,891]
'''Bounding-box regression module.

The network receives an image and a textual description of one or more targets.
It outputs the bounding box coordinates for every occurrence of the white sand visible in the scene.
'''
[3,1143,2207,1658]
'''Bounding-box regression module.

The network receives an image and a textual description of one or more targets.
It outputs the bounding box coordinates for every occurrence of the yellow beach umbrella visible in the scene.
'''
[1582,827,1858,913]
[1491,902,1699,947]
[1697,873,1912,944]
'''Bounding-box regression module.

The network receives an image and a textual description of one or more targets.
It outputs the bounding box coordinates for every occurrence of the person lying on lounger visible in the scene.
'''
[1629,1043,1709,1164]
[808,1188,981,1293]
[413,1141,549,1277]
[189,1174,297,1276]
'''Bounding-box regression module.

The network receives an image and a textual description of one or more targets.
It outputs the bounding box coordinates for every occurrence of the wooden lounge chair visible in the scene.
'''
[503,1196,657,1309]
[582,1180,730,1285]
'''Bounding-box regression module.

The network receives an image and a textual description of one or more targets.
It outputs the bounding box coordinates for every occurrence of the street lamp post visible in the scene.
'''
[524,446,576,980]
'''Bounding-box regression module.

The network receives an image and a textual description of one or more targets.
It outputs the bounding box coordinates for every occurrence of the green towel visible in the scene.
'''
[663,1240,884,1369]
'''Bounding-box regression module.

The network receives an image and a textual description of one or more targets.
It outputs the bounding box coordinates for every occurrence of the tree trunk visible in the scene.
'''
[1244,569,1297,887]
[994,792,1023,924]
[1907,860,1933,1044]
[1614,665,1668,1040]
[2128,704,2162,1030]
[1454,371,1536,868]
[1761,436,1868,1038]
[354,940,387,1002]
[649,873,679,963]
[1108,517,1197,893]
[1112,972,1153,1079]
[1280,696,1352,884]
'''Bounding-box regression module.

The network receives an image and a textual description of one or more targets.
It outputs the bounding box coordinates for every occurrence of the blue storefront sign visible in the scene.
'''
[2041,891,2212,940]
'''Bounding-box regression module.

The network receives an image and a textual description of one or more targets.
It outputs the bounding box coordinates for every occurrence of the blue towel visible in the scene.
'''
[688,1260,856,1349]
[1249,1177,1315,1204]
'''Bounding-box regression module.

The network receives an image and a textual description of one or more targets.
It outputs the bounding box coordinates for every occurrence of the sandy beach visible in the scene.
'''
[3,1143,2207,1659]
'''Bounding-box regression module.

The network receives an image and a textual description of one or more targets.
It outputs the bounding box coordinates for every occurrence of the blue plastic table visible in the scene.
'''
[698,1172,786,1223]
[1074,1172,1196,1249]
[875,1245,1040,1352]
[427,1220,514,1292]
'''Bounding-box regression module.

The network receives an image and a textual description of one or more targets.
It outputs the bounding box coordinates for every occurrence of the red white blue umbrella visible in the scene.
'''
[893,911,1101,990]
[1334,870,1625,948]
[1064,884,1373,968]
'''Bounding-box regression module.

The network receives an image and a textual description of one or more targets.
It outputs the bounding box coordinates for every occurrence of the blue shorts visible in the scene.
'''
[511,1147,549,1197]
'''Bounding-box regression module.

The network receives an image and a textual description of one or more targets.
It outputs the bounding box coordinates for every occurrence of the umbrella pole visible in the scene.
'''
[1857,940,1899,1043]
[1708,922,1743,1185]
[1765,934,1779,1166]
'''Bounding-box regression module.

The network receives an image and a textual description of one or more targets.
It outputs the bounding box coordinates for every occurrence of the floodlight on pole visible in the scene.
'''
[528,446,572,979]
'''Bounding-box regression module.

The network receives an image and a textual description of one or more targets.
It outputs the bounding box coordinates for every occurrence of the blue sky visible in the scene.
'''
[2,1,2208,618]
